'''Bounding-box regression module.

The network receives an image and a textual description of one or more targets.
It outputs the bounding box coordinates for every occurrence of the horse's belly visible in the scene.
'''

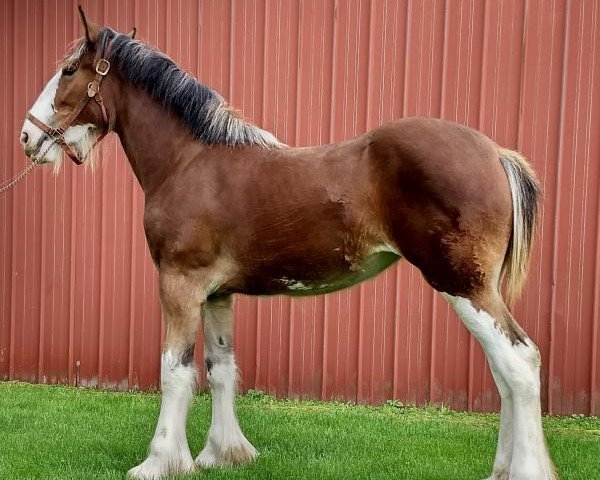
[278,246,401,297]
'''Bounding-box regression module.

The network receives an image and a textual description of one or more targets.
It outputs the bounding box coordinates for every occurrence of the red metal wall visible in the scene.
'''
[1,0,599,415]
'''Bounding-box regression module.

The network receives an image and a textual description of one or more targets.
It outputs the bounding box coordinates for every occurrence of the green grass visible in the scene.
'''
[0,383,598,480]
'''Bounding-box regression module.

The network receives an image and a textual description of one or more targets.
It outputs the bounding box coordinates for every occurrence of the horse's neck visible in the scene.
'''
[114,85,204,194]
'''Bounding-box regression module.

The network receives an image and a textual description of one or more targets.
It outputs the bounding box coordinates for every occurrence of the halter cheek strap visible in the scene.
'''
[26,34,113,165]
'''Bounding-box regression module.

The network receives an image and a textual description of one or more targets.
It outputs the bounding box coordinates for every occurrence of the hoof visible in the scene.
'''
[483,472,509,480]
[196,435,258,468]
[128,453,195,479]
[483,466,557,480]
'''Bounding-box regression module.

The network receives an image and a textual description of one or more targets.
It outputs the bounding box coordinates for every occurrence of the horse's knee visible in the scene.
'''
[202,294,236,389]
[205,353,236,388]
[162,349,197,388]
[204,322,235,387]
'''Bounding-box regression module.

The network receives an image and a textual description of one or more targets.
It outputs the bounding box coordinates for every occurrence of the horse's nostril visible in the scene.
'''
[20,131,29,145]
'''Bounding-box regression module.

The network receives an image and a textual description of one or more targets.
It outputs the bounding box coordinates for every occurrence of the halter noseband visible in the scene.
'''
[26,34,112,165]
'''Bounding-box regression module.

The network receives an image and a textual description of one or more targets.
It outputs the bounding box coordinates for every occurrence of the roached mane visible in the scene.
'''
[101,29,282,148]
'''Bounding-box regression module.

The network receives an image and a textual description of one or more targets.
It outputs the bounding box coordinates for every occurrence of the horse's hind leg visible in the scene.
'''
[195,295,258,467]
[128,269,203,479]
[443,290,556,480]
[490,384,514,479]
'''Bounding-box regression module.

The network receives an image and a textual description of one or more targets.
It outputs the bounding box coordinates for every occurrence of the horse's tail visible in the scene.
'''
[498,148,541,305]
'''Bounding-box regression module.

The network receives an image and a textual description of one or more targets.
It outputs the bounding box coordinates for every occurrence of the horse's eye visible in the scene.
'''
[62,63,78,76]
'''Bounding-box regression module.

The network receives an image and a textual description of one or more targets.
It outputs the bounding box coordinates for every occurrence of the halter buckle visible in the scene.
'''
[95,59,110,76]
[87,81,100,98]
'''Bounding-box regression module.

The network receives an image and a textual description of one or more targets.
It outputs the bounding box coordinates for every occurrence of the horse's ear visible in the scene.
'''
[78,5,100,46]
[127,27,137,39]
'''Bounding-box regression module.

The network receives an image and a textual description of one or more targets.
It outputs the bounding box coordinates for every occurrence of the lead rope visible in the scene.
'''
[0,138,59,194]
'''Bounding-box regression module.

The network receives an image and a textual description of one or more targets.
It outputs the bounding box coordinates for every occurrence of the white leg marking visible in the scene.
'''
[484,395,513,480]
[443,294,555,480]
[482,365,513,480]
[128,351,196,479]
[196,357,258,467]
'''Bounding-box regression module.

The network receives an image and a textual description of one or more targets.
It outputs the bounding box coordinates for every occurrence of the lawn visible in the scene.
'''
[0,383,598,480]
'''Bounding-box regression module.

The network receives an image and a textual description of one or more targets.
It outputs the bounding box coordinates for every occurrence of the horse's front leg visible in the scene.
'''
[196,295,258,467]
[128,269,206,479]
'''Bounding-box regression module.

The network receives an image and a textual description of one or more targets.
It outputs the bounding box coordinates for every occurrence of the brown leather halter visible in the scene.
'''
[26,35,112,165]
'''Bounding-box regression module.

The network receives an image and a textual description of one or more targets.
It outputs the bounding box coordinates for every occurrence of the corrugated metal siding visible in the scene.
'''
[1,0,598,415]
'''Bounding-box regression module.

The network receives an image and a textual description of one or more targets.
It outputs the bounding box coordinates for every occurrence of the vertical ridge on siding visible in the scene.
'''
[0,0,15,381]
[589,0,600,418]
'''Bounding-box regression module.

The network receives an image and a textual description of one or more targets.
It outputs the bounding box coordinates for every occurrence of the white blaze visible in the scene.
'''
[21,71,63,164]
[29,71,61,121]
[22,70,100,167]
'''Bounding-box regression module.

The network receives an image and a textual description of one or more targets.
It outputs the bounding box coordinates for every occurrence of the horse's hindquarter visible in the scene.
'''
[369,118,513,295]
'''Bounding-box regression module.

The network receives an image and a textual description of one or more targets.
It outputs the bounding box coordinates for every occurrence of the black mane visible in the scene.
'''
[102,29,281,148]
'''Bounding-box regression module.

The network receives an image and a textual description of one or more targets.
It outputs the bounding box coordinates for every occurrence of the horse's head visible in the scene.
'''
[20,7,134,167]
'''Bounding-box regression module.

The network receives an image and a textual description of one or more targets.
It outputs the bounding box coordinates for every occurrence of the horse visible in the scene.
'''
[19,8,556,480]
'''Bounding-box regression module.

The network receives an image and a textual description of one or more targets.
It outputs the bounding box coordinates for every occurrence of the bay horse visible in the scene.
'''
[19,8,556,480]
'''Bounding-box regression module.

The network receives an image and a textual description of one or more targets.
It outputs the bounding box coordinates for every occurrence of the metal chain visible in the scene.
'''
[0,139,58,195]
[0,159,39,194]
